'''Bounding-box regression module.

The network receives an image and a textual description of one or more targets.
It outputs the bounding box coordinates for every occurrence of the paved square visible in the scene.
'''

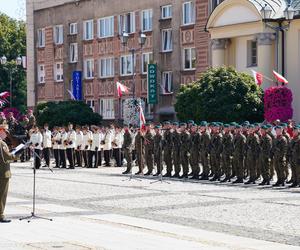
[2,162,300,249]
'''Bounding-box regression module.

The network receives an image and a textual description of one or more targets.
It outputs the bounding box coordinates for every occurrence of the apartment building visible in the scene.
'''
[26,0,212,121]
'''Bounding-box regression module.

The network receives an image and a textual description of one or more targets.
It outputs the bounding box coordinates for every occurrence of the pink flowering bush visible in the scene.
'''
[264,86,293,122]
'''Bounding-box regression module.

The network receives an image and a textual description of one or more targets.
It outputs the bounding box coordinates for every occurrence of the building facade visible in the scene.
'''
[206,0,300,121]
[26,0,211,122]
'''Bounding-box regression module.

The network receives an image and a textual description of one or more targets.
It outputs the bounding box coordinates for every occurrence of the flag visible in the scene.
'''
[273,70,288,84]
[67,89,76,100]
[251,70,263,86]
[138,103,146,130]
[116,82,129,98]
[0,91,10,99]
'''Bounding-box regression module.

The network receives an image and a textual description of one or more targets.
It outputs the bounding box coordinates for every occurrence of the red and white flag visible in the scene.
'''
[251,70,263,86]
[0,91,10,99]
[273,70,288,84]
[138,104,146,130]
[116,82,129,98]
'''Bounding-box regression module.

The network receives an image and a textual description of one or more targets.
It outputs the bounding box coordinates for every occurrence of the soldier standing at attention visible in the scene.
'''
[266,124,275,180]
[144,124,154,176]
[162,122,173,177]
[221,124,234,182]
[52,126,61,168]
[232,125,246,184]
[199,121,211,180]
[0,128,17,223]
[153,125,163,176]
[210,124,223,181]
[282,124,291,183]
[179,123,190,179]
[66,123,76,169]
[189,124,200,180]
[171,122,181,178]
[134,128,144,175]
[245,125,260,184]
[42,123,52,168]
[75,126,83,168]
[259,126,273,186]
[122,125,133,174]
[289,125,300,187]
[272,126,288,187]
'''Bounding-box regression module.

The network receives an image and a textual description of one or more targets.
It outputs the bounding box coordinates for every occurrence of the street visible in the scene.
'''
[2,162,300,250]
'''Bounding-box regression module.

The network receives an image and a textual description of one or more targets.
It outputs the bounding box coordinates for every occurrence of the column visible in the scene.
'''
[256,33,275,87]
[211,38,228,67]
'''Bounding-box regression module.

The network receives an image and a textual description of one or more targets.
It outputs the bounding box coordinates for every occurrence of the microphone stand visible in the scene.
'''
[19,142,53,222]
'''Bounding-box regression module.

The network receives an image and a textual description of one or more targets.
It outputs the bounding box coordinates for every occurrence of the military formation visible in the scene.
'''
[121,120,300,188]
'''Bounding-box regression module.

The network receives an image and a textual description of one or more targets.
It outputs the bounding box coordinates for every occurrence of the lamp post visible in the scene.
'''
[120,31,147,99]
[260,4,295,77]
[0,55,23,108]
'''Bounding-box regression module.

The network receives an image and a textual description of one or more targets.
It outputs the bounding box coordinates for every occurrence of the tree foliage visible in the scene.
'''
[0,13,26,112]
[175,67,264,123]
[36,101,102,128]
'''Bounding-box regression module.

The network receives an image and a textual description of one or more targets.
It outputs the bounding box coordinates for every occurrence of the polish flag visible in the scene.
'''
[138,104,146,130]
[251,70,263,86]
[0,91,10,99]
[273,70,288,84]
[116,82,129,98]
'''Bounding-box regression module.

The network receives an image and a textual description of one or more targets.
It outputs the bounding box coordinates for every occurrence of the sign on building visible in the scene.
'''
[72,71,82,100]
[147,64,158,104]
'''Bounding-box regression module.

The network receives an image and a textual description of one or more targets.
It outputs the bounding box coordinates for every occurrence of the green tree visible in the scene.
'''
[175,67,264,123]
[0,13,26,112]
[36,101,102,128]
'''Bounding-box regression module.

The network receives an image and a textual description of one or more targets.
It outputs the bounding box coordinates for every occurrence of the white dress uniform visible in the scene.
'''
[112,130,124,167]
[42,129,52,167]
[52,131,61,168]
[82,131,92,167]
[59,131,68,168]
[66,129,76,168]
[75,130,83,167]
[103,129,113,166]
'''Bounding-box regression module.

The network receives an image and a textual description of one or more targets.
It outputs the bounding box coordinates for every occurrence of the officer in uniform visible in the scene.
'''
[134,128,144,175]
[232,125,246,184]
[210,123,223,181]
[171,122,181,178]
[0,128,16,223]
[199,121,211,180]
[144,124,154,175]
[122,125,133,174]
[153,125,163,176]
[259,125,273,185]
[162,121,173,177]
[189,123,200,179]
[222,124,234,182]
[289,125,300,187]
[272,126,288,187]
[179,123,190,179]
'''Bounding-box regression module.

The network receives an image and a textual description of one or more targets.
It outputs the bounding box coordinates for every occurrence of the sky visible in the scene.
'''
[0,0,25,20]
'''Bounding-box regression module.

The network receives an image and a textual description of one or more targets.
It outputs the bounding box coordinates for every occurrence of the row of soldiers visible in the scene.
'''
[121,120,300,188]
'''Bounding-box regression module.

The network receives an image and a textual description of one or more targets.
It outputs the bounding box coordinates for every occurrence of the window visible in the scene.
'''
[83,20,94,40]
[98,16,114,38]
[120,54,134,76]
[38,64,45,84]
[69,23,78,35]
[247,40,257,67]
[162,29,172,52]
[53,25,64,45]
[54,62,64,82]
[183,48,196,70]
[86,100,95,112]
[142,52,153,74]
[37,28,45,48]
[69,43,78,63]
[84,59,94,79]
[211,0,224,11]
[100,99,115,119]
[161,5,172,19]
[141,9,153,32]
[118,12,135,34]
[99,57,114,78]
[162,71,173,94]
[183,1,195,25]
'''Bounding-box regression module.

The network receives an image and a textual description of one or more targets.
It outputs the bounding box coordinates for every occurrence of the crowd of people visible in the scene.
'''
[10,116,300,188]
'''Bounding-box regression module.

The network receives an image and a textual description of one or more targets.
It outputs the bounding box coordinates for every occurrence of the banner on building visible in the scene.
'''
[72,71,82,101]
[147,64,158,104]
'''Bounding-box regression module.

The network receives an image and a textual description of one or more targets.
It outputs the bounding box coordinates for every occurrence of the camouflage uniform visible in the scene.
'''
[134,131,144,174]
[232,132,246,182]
[222,132,234,180]
[180,130,190,177]
[163,129,173,176]
[273,135,288,185]
[144,130,154,174]
[154,131,163,175]
[289,134,300,186]
[200,130,211,179]
[172,129,181,176]
[122,130,133,173]
[259,133,272,184]
[210,132,223,180]
[190,131,201,178]
[245,133,260,183]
